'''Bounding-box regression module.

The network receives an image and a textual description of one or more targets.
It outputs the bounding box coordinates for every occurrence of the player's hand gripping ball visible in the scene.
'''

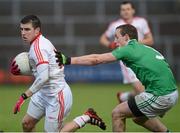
[11,52,32,75]
[11,60,20,75]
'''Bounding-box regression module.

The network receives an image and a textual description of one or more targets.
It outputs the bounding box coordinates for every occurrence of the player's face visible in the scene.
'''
[114,29,129,47]
[120,4,135,20]
[20,22,40,44]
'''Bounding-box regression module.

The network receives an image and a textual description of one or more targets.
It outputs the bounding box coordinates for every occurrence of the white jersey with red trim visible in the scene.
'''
[105,17,150,41]
[28,34,65,95]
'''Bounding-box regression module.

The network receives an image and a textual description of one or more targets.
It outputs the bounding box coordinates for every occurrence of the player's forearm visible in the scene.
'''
[24,89,33,98]
[55,51,116,66]
[29,64,49,94]
[71,54,101,65]
[139,33,154,46]
[99,34,111,47]
[71,53,116,65]
[140,39,153,46]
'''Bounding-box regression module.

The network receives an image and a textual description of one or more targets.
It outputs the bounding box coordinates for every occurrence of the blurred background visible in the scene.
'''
[0,0,180,83]
[0,0,180,131]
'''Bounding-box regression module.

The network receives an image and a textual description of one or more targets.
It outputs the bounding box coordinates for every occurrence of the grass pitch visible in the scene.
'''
[0,83,179,132]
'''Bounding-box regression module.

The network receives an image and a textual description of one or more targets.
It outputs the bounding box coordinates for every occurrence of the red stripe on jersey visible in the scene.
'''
[34,40,41,62]
[34,37,44,63]
[37,39,44,61]
[36,38,43,61]
[36,61,49,67]
[58,90,64,123]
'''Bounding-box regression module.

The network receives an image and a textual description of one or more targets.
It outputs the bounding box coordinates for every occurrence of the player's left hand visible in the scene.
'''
[55,50,71,66]
[10,60,20,75]
[13,93,28,114]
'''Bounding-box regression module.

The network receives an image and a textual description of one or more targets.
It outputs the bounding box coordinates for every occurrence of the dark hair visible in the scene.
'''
[116,24,138,40]
[20,15,41,30]
[120,1,135,9]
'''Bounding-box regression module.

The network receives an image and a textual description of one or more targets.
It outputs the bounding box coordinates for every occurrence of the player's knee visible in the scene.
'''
[112,107,121,119]
[132,117,147,126]
[132,118,143,125]
[22,117,35,131]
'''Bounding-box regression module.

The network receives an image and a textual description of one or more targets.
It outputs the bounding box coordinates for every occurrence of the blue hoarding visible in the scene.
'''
[64,62,123,82]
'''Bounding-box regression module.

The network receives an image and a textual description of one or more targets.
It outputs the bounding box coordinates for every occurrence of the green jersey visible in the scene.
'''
[112,39,177,96]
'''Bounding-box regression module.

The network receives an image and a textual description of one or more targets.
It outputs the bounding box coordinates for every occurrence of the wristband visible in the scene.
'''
[21,93,28,100]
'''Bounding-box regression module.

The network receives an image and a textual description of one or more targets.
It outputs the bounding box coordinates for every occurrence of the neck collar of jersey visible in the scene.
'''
[30,32,42,45]
[122,17,134,24]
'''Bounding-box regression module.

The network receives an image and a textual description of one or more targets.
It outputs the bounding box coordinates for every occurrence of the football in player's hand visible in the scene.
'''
[11,52,32,75]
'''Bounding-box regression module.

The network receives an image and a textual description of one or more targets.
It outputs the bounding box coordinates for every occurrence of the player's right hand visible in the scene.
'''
[55,50,71,66]
[109,42,118,49]
[10,60,20,75]
[13,93,27,114]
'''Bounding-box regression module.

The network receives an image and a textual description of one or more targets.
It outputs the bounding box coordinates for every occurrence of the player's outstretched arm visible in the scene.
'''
[55,51,117,66]
[71,53,116,65]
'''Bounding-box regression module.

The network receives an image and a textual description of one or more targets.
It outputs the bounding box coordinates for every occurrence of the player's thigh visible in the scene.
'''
[45,85,73,132]
[44,97,61,132]
[23,98,45,127]
[133,117,167,131]
[132,116,148,125]
[56,84,73,123]
[134,90,178,118]
[112,101,134,118]
[27,94,45,121]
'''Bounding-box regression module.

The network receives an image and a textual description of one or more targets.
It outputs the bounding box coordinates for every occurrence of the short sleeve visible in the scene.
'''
[104,23,116,40]
[141,19,150,35]
[112,46,130,60]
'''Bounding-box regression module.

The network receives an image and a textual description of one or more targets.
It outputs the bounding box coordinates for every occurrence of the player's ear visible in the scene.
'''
[35,27,40,33]
[125,34,129,41]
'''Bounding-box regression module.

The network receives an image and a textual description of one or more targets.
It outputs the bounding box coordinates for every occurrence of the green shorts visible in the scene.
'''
[128,90,178,118]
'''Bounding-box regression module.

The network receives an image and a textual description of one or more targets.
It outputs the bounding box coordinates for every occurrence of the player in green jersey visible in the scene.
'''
[55,24,178,132]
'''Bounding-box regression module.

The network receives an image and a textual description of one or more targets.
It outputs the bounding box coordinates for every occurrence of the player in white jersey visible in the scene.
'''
[100,1,154,102]
[11,15,106,132]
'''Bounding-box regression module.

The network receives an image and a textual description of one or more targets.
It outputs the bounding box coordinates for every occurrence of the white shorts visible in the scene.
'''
[27,83,73,132]
[119,61,139,84]
[128,90,178,118]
